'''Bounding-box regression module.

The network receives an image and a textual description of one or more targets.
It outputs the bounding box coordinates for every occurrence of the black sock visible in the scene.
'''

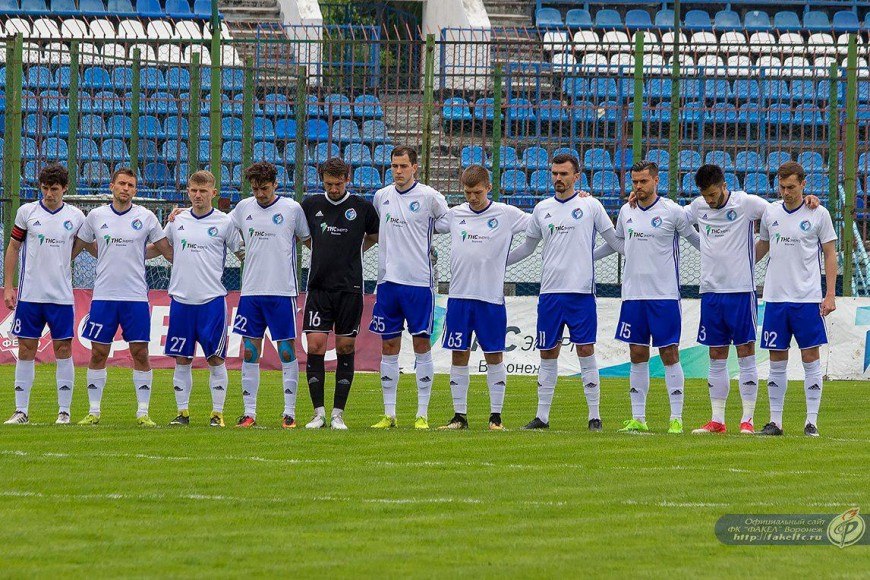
[334,352,355,411]
[306,354,325,410]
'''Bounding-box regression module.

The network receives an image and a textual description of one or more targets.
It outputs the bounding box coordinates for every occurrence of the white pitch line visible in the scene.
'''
[622,499,858,509]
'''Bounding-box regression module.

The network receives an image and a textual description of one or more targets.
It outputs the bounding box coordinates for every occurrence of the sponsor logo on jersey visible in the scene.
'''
[103,234,135,247]
[626,218,633,224]
[459,219,466,224]
[705,225,729,237]
[460,230,491,243]
[33,220,41,226]
[651,216,663,228]
[345,208,357,221]
[627,228,652,240]
[384,213,407,227]
[572,208,583,220]
[177,225,184,230]
[322,223,349,235]
[774,233,798,245]
[547,223,576,235]
[180,239,205,251]
[544,213,551,218]
[408,201,421,213]
[207,226,219,237]
[800,219,812,232]
[726,209,738,221]
[246,215,253,220]
[487,218,499,229]
[315,211,324,217]
[37,234,63,246]
[772,220,779,227]
[272,213,284,225]
[247,227,274,239]
[100,223,109,229]
[63,220,74,231]
[131,218,143,230]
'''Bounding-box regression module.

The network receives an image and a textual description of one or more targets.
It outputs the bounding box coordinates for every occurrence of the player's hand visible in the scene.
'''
[167,206,185,223]
[577,189,591,198]
[805,195,821,209]
[627,190,638,208]
[821,295,836,317]
[3,287,17,310]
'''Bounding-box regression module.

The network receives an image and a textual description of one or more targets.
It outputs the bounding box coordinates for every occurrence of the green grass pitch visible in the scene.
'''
[1,365,868,576]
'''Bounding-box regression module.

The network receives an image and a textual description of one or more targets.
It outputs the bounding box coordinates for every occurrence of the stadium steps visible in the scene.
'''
[482,0,534,28]
[218,0,281,24]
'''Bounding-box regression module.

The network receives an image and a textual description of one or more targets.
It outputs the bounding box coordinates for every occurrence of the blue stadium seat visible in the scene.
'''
[161,139,188,162]
[193,0,209,17]
[743,10,771,31]
[107,0,132,12]
[41,137,68,159]
[221,69,244,93]
[461,145,485,168]
[309,142,339,165]
[562,78,587,98]
[274,165,292,191]
[794,104,825,126]
[791,80,821,103]
[281,142,298,165]
[165,0,191,16]
[678,150,702,172]
[332,119,361,143]
[253,141,280,163]
[500,169,528,195]
[302,165,319,189]
[0,0,19,8]
[654,9,674,29]
[264,93,293,117]
[523,146,550,170]
[77,137,100,160]
[684,10,712,31]
[52,0,76,11]
[767,151,792,171]
[252,117,275,140]
[589,78,617,100]
[474,97,495,122]
[709,103,738,124]
[442,97,472,122]
[585,148,613,171]
[21,0,47,10]
[859,152,870,174]
[136,0,161,16]
[833,10,860,32]
[82,67,112,90]
[704,79,732,102]
[535,8,562,28]
[798,151,825,172]
[650,102,672,124]
[353,95,384,119]
[143,163,172,186]
[681,173,699,195]
[488,146,520,170]
[112,67,133,91]
[767,104,792,126]
[735,151,763,173]
[552,147,578,162]
[565,9,592,29]
[81,161,111,185]
[646,149,669,167]
[705,151,734,171]
[324,93,354,118]
[21,137,37,159]
[101,138,130,161]
[22,161,39,185]
[353,166,383,190]
[591,171,621,195]
[362,120,390,143]
[25,66,52,90]
[221,140,243,164]
[594,9,622,29]
[733,80,759,102]
[141,67,166,91]
[197,140,210,163]
[275,119,297,140]
[22,90,39,114]
[24,113,48,136]
[79,0,105,13]
[227,165,241,188]
[53,66,69,90]
[806,173,829,195]
[49,114,69,137]
[507,97,536,129]
[373,144,393,167]
[529,169,554,194]
[539,99,569,123]
[714,10,741,31]
[613,148,633,171]
[724,173,740,192]
[221,117,243,139]
[680,101,706,126]
[344,143,373,166]
[625,9,653,30]
[305,119,329,141]
[760,80,790,103]
[139,115,164,139]
[744,172,771,196]
[106,115,132,138]
[198,117,211,138]
[773,11,801,31]
[139,140,158,163]
[803,11,831,31]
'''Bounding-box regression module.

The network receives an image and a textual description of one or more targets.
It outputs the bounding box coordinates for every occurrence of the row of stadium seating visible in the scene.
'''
[0,17,229,40]
[535,7,869,32]
[0,0,211,18]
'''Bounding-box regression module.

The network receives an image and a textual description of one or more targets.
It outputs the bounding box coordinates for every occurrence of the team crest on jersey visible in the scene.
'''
[131,219,143,230]
[571,208,583,220]
[726,209,738,221]
[63,220,73,230]
[273,213,284,224]
[409,201,421,213]
[651,216,663,228]
[345,208,357,221]
[207,226,219,237]
[487,218,499,229]
[800,220,811,232]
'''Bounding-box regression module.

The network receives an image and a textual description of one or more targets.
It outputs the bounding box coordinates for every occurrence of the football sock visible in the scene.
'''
[664,362,685,421]
[803,359,823,426]
[282,359,299,418]
[306,354,326,409]
[536,358,558,423]
[487,362,507,414]
[738,355,758,423]
[579,354,600,421]
[334,352,354,411]
[55,357,74,414]
[209,363,228,413]
[86,368,106,416]
[241,361,260,419]
[13,359,35,415]
[173,363,193,412]
[629,362,649,422]
[132,370,152,418]
[450,364,469,414]
[767,359,788,428]
[708,358,729,424]
[415,351,434,418]
[380,354,399,417]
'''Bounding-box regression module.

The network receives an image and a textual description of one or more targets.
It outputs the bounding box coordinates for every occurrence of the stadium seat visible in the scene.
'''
[684,10,712,31]
[501,169,528,194]
[535,8,562,29]
[305,119,329,141]
[806,173,829,195]
[744,172,771,196]
[143,163,172,186]
[488,146,520,170]
[681,173,700,195]
[141,67,167,91]
[733,80,759,102]
[442,97,472,123]
[165,0,192,17]
[591,171,621,196]
[221,117,243,139]
[24,113,48,136]
[647,149,669,167]
[275,119,297,140]
[654,9,674,29]
[506,98,536,129]
[613,148,633,171]
[833,10,860,33]
[523,146,550,171]
[767,151,792,171]
[474,98,495,122]
[703,79,732,103]
[735,151,763,173]
[594,9,622,29]
[714,10,741,31]
[264,93,293,117]
[193,0,209,17]
[353,166,383,190]
[529,169,554,194]
[25,66,52,90]
[309,143,337,166]
[139,115,164,139]
[324,93,354,118]
[253,141,280,163]
[79,0,107,14]
[101,138,130,161]
[461,145,485,168]
[794,104,825,127]
[761,80,790,103]
[625,9,652,31]
[804,11,831,31]
[773,11,801,31]
[252,117,275,140]
[136,0,161,16]
[81,161,112,185]
[221,140,243,164]
[332,119,362,143]
[565,9,592,29]
[744,10,771,31]
[40,137,68,159]
[798,151,825,172]
[585,148,613,171]
[77,137,101,160]
[562,78,588,99]
[678,150,702,172]
[724,173,740,192]
[161,139,188,162]
[48,114,69,137]
[344,143,373,166]
[588,78,617,100]
[353,95,384,119]
[539,99,569,124]
[52,0,76,11]
[302,165,319,189]
[373,144,393,167]
[705,151,734,171]
[790,80,821,103]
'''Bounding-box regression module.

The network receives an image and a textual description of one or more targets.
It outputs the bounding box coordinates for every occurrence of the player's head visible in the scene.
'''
[776,161,806,206]
[695,164,727,209]
[550,153,580,195]
[461,165,492,211]
[319,157,351,202]
[187,170,217,212]
[109,167,137,205]
[38,163,68,206]
[390,146,418,190]
[244,161,278,205]
[629,160,659,205]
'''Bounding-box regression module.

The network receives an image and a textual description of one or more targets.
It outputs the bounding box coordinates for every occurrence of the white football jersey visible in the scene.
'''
[77,204,165,301]
[13,201,85,305]
[685,190,769,294]
[436,201,530,304]
[759,201,837,303]
[165,209,241,305]
[527,193,614,294]
[615,197,696,300]
[372,181,449,288]
[229,196,310,297]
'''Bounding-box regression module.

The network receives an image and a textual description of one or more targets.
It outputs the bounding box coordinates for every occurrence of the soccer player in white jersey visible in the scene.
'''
[506,153,619,431]
[755,162,837,437]
[230,162,310,429]
[369,146,449,430]
[685,164,820,435]
[158,171,241,428]
[593,161,700,434]
[434,165,530,430]
[76,168,172,426]
[3,165,87,425]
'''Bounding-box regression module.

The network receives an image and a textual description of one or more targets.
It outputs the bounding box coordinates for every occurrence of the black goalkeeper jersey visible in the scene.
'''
[301,193,379,293]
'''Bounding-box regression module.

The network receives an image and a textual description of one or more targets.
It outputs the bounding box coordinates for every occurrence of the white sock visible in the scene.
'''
[133,369,152,418]
[803,359,823,426]
[536,358,558,423]
[449,365,469,414]
[331,407,342,418]
[629,362,649,422]
[664,363,684,421]
[241,362,260,419]
[738,355,758,423]
[767,359,788,428]
[314,406,326,418]
[209,363,228,413]
[708,359,729,424]
[173,363,193,412]
[56,357,74,414]
[13,359,35,414]
[487,362,507,413]
[415,351,434,418]
[282,359,299,418]
[380,354,399,417]
[86,368,106,416]
[579,354,600,421]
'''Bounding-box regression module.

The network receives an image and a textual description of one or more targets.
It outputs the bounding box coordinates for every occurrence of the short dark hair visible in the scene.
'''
[630,160,659,177]
[319,157,350,180]
[461,165,491,187]
[777,161,806,182]
[111,167,137,183]
[695,164,725,190]
[38,163,69,188]
[244,161,277,185]
[391,146,418,165]
[552,153,580,173]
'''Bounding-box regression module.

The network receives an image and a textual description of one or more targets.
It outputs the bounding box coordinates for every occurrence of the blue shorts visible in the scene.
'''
[370,281,434,340]
[233,295,297,341]
[761,302,827,350]
[166,297,229,359]
[442,298,507,353]
[616,299,682,348]
[83,300,151,344]
[12,301,74,340]
[536,293,597,350]
[698,292,757,347]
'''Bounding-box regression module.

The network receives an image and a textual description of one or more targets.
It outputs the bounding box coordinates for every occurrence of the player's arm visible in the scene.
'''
[434,213,451,234]
[593,228,625,260]
[676,208,701,250]
[71,237,95,259]
[3,237,22,309]
[506,235,539,265]
[821,240,837,316]
[363,233,378,251]
[363,201,380,251]
[150,237,174,263]
[756,212,771,262]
